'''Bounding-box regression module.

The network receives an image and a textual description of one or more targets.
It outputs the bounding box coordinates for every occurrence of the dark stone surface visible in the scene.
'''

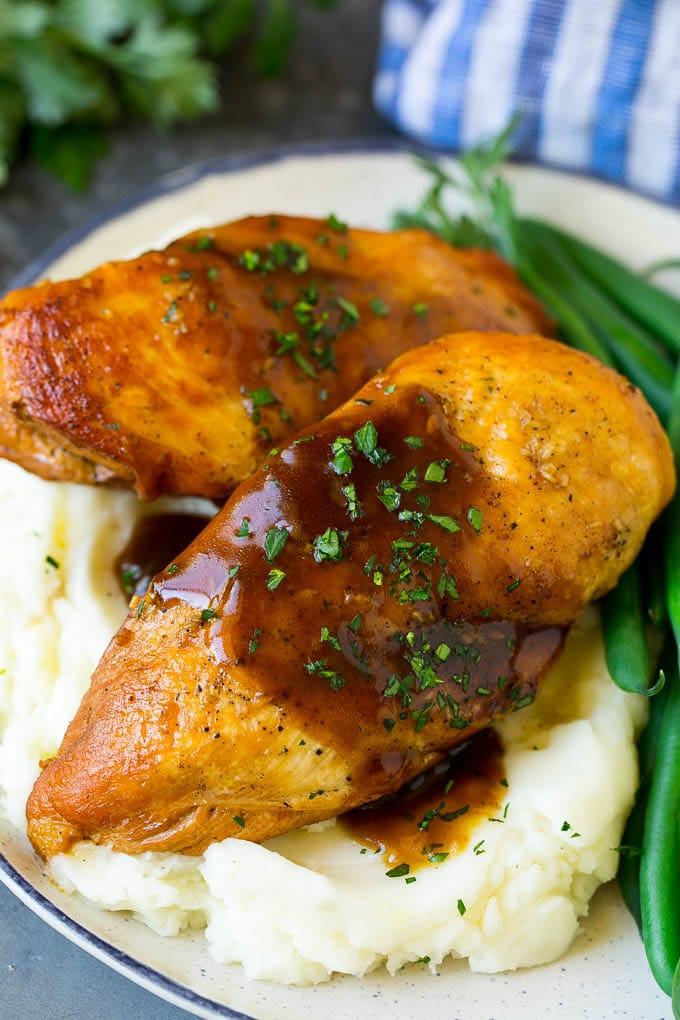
[0,4,389,1018]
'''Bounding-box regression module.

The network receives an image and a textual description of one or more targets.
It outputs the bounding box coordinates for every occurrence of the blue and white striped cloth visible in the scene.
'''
[374,0,680,202]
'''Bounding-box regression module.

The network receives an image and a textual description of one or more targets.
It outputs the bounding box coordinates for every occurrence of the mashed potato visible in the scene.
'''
[0,458,647,985]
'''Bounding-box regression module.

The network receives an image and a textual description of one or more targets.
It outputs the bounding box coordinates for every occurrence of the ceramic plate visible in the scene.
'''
[0,143,675,1020]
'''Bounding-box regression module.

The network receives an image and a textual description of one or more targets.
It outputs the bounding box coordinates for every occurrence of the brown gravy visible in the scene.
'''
[341,729,505,870]
[115,512,213,598]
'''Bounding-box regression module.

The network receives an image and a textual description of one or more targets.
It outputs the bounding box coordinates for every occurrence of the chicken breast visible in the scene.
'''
[26,332,674,859]
[0,215,551,500]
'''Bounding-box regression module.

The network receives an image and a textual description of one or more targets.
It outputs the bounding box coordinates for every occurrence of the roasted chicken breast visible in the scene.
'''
[0,215,551,500]
[27,332,674,859]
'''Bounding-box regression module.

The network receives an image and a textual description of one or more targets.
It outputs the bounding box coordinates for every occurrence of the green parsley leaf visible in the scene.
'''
[313,528,347,562]
[330,436,354,474]
[424,460,449,483]
[467,506,483,533]
[337,296,359,322]
[427,514,461,533]
[266,568,286,590]
[369,297,389,317]
[327,212,348,234]
[264,525,289,561]
[386,863,410,878]
[354,420,378,457]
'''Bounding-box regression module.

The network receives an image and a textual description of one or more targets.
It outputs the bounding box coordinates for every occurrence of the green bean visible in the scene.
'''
[515,221,674,420]
[639,652,680,994]
[513,262,614,364]
[639,366,680,994]
[641,528,669,630]
[520,218,680,357]
[619,644,672,928]
[601,564,664,696]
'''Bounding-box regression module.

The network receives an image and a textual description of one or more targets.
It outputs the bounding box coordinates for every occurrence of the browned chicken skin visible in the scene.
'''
[27,332,674,860]
[0,215,551,500]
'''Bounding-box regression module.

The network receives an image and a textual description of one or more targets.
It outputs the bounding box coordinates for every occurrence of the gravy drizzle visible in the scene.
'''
[342,729,505,870]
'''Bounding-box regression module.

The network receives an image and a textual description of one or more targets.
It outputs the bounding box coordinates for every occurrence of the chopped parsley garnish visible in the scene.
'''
[238,239,309,276]
[207,266,219,280]
[320,625,342,651]
[246,387,279,425]
[337,296,359,323]
[385,863,410,878]
[404,436,424,449]
[266,568,286,590]
[467,507,483,533]
[313,528,347,562]
[327,212,348,234]
[305,659,345,689]
[347,613,363,632]
[264,526,289,562]
[369,297,389,317]
[506,577,521,593]
[248,628,262,654]
[162,300,177,324]
[412,302,429,318]
[341,482,364,520]
[354,420,392,467]
[423,460,449,483]
[236,518,251,538]
[457,899,466,916]
[201,608,218,622]
[45,555,59,569]
[232,815,245,828]
[354,420,377,457]
[377,480,401,512]
[427,514,461,533]
[330,436,354,474]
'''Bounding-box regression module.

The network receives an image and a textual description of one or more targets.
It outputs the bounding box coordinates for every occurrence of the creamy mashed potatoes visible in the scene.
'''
[0,458,647,985]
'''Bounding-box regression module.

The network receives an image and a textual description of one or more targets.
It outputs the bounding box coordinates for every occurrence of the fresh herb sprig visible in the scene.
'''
[0,0,341,190]
[395,124,680,1008]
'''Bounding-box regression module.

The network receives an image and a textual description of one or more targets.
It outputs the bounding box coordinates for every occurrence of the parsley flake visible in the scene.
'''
[266,568,286,590]
[313,528,347,563]
[467,507,483,533]
[385,863,410,879]
[369,297,389,317]
[264,526,289,562]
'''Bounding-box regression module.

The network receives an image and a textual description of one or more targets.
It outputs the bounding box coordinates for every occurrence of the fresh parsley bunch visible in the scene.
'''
[0,0,340,189]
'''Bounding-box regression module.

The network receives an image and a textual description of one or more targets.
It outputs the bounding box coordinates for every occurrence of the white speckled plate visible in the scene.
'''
[0,143,676,1020]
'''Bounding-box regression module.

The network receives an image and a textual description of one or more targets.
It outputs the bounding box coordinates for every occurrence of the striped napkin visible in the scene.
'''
[374,0,680,202]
